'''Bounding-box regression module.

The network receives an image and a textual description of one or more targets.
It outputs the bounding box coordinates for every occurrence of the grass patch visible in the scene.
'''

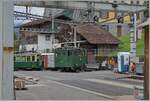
[110,33,144,56]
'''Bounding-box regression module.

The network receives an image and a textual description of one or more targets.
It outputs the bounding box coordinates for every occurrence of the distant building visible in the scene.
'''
[19,19,64,53]
[48,21,120,63]
[100,23,131,37]
[19,17,120,63]
[44,6,146,37]
[102,0,145,5]
[76,24,120,63]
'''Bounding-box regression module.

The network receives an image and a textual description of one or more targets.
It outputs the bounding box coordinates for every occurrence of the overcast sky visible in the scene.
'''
[14,6,44,15]
[14,6,44,27]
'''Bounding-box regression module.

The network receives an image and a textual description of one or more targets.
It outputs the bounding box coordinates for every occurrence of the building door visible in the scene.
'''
[87,50,96,64]
[117,25,122,37]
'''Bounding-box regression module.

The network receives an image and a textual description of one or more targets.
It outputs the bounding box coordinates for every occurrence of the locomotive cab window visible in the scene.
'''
[22,56,26,62]
[45,35,51,41]
[32,56,35,61]
[68,51,72,56]
[27,56,30,62]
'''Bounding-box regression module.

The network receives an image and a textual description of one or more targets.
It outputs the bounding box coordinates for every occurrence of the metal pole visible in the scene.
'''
[134,13,137,42]
[0,1,14,100]
[130,13,136,63]
[74,25,77,48]
[0,1,3,99]
[51,9,55,50]
[26,6,28,19]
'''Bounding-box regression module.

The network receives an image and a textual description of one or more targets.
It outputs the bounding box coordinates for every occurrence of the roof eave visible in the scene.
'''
[137,18,149,28]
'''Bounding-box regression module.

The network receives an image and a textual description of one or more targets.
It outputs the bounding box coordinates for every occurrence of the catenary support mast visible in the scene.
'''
[0,1,14,100]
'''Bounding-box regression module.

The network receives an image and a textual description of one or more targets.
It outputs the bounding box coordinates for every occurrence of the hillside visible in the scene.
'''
[110,33,144,56]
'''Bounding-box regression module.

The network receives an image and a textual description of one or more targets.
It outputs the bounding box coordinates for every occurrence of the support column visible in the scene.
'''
[74,25,77,48]
[51,9,55,51]
[130,13,137,63]
[0,1,14,100]
[0,1,3,99]
[144,25,149,100]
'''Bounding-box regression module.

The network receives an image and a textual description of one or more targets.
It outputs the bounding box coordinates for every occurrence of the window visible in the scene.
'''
[131,1,134,4]
[68,51,72,56]
[101,25,109,31]
[114,1,117,3]
[22,56,26,62]
[100,11,108,19]
[136,1,140,4]
[144,1,149,8]
[121,1,124,4]
[32,56,35,61]
[45,35,51,41]
[117,25,122,37]
[27,56,30,62]
[136,12,140,20]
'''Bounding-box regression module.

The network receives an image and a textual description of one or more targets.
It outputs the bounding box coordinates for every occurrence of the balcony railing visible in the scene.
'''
[20,28,58,33]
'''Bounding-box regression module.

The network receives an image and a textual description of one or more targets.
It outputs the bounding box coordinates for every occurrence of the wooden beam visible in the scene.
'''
[144,25,149,100]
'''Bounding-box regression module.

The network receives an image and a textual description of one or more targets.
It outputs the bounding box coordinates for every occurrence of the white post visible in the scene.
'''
[74,26,77,48]
[130,13,137,63]
[134,13,137,42]
[51,9,55,50]
[0,1,14,100]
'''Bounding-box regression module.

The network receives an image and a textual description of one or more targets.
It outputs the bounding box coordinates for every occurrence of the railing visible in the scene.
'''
[20,28,55,33]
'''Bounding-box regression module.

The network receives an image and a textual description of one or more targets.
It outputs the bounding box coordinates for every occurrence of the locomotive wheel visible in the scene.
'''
[75,69,80,73]
[81,64,87,72]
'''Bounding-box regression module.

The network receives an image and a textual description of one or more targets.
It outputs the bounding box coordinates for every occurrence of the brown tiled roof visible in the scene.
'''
[76,24,120,45]
[21,19,50,27]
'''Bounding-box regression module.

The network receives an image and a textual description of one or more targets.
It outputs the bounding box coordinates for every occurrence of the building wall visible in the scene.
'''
[102,0,145,5]
[38,34,53,52]
[19,34,60,52]
[19,44,38,51]
[80,42,118,63]
[102,23,130,37]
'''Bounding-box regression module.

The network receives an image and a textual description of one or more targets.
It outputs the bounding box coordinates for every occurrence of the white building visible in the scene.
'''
[19,19,62,53]
[19,33,61,53]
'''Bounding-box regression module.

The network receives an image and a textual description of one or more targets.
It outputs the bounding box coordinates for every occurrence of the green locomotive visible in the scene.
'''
[14,48,87,72]
[54,47,87,72]
[14,53,42,70]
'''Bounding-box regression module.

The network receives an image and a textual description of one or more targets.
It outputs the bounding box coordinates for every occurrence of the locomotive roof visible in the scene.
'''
[41,53,55,55]
[54,47,86,50]
[14,52,40,56]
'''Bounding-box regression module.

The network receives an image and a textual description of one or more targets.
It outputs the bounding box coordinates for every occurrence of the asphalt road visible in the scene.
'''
[15,70,143,100]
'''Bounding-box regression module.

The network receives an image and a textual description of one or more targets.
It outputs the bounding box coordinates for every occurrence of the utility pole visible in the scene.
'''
[26,6,28,19]
[144,25,149,100]
[87,1,94,23]
[0,1,14,99]
[73,25,77,48]
[130,13,137,64]
[51,9,55,51]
